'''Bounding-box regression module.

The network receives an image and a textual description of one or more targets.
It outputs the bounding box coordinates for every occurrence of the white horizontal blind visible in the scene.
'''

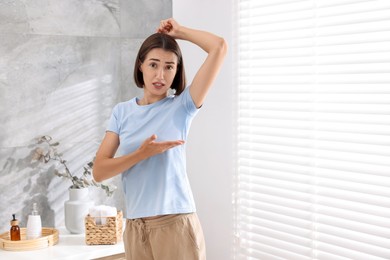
[234,0,390,259]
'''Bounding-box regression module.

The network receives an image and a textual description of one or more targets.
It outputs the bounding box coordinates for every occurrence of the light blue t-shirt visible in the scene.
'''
[107,87,199,219]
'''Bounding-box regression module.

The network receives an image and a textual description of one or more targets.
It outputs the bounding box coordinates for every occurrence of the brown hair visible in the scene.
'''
[134,33,186,96]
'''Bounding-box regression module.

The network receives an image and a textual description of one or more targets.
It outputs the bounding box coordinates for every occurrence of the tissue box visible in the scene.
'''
[85,210,123,245]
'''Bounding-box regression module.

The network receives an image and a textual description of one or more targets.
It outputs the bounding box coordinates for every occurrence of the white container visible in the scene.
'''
[64,188,94,234]
[26,203,42,239]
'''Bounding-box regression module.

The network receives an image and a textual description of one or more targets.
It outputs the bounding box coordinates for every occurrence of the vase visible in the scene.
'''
[64,188,94,234]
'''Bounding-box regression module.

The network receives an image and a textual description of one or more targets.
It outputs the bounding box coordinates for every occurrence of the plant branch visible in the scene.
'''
[33,135,116,196]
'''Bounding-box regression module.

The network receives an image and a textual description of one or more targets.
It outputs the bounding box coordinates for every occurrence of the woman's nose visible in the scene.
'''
[156,68,164,79]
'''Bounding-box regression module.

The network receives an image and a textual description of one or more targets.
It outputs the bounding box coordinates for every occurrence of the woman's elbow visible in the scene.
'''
[217,37,228,56]
[92,165,104,182]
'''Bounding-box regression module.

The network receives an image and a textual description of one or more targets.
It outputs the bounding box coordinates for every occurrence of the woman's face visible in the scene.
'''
[140,48,178,98]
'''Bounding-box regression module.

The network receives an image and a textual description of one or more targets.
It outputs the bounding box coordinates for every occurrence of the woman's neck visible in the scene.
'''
[138,94,167,106]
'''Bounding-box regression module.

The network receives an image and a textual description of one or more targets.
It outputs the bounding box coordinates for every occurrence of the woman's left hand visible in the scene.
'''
[157,18,181,38]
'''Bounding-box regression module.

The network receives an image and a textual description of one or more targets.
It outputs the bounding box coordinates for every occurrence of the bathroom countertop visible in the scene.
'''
[0,226,125,260]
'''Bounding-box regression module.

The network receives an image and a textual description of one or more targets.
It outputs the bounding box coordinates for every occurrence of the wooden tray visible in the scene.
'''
[0,227,59,251]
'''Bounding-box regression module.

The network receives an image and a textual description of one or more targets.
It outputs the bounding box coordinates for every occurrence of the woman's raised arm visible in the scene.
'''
[158,18,228,108]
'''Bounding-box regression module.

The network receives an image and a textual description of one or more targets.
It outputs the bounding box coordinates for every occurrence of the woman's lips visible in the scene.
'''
[153,82,165,89]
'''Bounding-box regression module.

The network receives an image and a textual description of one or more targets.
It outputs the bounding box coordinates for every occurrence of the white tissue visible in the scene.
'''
[89,205,117,225]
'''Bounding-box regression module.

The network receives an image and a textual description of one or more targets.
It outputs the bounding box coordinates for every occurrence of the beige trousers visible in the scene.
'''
[123,213,206,260]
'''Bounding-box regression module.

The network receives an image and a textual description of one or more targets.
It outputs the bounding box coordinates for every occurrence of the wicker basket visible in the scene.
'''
[0,228,59,251]
[85,210,123,245]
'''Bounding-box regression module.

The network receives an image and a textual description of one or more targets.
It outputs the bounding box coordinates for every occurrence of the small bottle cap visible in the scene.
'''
[10,214,19,226]
[32,203,39,215]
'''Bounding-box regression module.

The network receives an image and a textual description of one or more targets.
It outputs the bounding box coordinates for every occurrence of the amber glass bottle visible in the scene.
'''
[10,214,21,241]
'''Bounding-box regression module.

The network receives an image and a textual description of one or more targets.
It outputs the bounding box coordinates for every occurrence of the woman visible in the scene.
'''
[93,18,227,260]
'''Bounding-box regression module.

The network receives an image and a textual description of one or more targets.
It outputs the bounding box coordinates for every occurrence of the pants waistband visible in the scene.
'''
[128,213,192,228]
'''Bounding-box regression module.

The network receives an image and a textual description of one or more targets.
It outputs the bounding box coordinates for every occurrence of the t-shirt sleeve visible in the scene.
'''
[181,86,200,116]
[106,104,120,134]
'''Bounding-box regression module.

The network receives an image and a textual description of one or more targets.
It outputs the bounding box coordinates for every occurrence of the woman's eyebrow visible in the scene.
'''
[148,58,176,64]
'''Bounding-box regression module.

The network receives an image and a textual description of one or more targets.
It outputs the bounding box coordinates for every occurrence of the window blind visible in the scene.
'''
[234,0,390,259]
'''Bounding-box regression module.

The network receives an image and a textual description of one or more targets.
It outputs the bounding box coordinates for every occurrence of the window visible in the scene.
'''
[234,0,390,259]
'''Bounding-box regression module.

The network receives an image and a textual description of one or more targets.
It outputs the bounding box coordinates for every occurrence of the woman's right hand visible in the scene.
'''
[93,133,185,182]
[137,134,185,159]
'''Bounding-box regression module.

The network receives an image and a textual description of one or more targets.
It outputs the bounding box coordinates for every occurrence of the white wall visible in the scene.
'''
[173,1,234,259]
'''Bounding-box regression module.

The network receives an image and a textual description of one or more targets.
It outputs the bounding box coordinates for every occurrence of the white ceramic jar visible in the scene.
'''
[64,188,94,234]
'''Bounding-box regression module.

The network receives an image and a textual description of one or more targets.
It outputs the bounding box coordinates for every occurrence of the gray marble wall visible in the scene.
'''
[0,0,172,232]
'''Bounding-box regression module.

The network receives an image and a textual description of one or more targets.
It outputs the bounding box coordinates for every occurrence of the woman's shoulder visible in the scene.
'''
[111,98,136,113]
[173,86,199,114]
[173,86,190,100]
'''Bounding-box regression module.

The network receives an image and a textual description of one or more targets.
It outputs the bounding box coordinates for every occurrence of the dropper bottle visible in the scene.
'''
[26,203,42,239]
[10,214,21,241]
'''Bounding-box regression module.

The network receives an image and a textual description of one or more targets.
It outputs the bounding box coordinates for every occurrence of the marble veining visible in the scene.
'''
[0,0,120,36]
[0,0,172,232]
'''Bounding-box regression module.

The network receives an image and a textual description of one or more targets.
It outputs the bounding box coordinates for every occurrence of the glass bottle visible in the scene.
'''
[10,214,21,241]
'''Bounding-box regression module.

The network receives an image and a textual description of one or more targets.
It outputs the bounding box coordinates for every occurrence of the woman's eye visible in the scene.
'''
[149,63,157,68]
[166,65,174,70]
